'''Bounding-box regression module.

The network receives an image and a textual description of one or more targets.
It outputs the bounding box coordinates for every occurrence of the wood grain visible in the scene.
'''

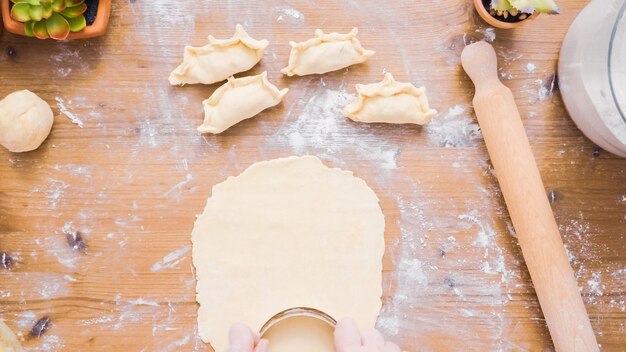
[0,0,625,351]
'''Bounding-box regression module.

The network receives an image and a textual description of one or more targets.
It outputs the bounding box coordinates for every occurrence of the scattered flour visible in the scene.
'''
[274,6,304,24]
[398,258,429,287]
[81,315,117,326]
[447,104,466,117]
[140,0,195,33]
[476,27,496,42]
[499,68,514,80]
[155,334,192,352]
[536,79,551,101]
[55,97,84,128]
[128,298,160,307]
[14,311,37,330]
[376,176,521,351]
[51,164,92,179]
[459,211,511,285]
[63,274,78,282]
[270,89,399,170]
[56,67,73,77]
[172,335,190,346]
[136,118,160,148]
[525,62,537,73]
[41,334,64,351]
[30,274,69,300]
[49,44,90,76]
[30,179,69,209]
[556,213,626,333]
[162,174,194,201]
[150,245,191,272]
[587,271,604,303]
[426,105,482,148]
[531,75,557,103]
[377,195,432,337]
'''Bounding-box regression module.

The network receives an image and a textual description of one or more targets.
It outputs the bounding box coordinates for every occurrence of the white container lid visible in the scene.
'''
[559,0,626,157]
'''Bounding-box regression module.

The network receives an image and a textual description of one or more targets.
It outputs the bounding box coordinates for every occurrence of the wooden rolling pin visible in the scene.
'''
[461,41,599,352]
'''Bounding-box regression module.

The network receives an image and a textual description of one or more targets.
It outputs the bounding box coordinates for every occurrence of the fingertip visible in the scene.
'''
[254,339,269,352]
[334,318,361,351]
[385,341,402,352]
[362,328,385,347]
[335,317,357,330]
[229,323,255,348]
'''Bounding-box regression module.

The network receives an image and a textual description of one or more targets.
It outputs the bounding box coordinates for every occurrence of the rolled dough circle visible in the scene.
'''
[191,156,385,351]
[0,90,53,153]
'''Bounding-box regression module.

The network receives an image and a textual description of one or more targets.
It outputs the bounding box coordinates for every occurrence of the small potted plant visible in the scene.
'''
[1,0,111,40]
[474,0,559,29]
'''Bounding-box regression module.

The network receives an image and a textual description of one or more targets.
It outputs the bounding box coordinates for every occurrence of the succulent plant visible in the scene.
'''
[490,0,559,19]
[10,0,88,40]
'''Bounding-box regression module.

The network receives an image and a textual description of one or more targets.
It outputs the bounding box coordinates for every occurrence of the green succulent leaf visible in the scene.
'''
[491,0,512,11]
[11,0,30,4]
[51,0,66,12]
[66,15,86,32]
[65,0,84,6]
[32,19,49,39]
[509,0,560,14]
[60,2,86,18]
[28,5,43,21]
[46,12,70,40]
[531,0,560,14]
[24,20,35,37]
[41,3,53,18]
[10,2,32,22]
[27,0,41,5]
[508,0,534,13]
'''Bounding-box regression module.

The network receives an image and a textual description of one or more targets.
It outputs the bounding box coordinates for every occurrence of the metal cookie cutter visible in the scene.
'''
[259,307,337,337]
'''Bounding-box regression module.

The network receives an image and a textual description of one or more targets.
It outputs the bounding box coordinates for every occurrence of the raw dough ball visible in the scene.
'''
[191,156,385,351]
[0,90,53,153]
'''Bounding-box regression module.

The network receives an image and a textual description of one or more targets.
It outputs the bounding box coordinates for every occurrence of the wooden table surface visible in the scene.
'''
[1,0,625,351]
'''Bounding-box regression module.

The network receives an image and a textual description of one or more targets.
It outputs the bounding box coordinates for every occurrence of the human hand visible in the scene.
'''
[227,323,269,352]
[334,318,402,352]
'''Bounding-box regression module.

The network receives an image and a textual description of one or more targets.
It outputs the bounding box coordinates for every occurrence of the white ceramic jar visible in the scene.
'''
[559,0,626,157]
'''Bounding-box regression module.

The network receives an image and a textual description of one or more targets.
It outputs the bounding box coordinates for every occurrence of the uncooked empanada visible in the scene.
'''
[199,72,288,134]
[281,28,375,76]
[343,73,437,125]
[169,24,269,86]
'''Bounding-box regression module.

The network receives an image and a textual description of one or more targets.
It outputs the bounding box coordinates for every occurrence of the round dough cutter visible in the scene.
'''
[259,307,337,337]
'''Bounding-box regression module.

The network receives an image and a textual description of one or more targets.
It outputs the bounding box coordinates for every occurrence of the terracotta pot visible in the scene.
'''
[1,0,111,39]
[473,0,538,29]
